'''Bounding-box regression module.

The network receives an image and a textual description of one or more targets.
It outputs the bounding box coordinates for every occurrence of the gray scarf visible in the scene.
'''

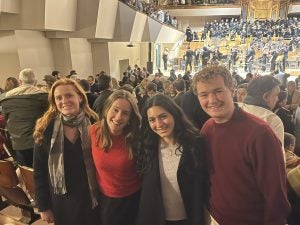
[48,110,99,207]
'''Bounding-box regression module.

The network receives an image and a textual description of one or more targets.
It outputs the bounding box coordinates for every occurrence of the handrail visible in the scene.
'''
[157,0,241,7]
[161,4,240,9]
[118,0,182,31]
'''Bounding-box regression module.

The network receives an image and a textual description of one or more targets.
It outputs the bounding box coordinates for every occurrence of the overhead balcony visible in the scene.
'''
[113,1,184,43]
[0,0,19,14]
[0,0,184,43]
[159,0,241,17]
[46,0,184,43]
[166,6,241,17]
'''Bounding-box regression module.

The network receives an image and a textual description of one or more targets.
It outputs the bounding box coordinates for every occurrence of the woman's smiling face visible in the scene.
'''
[106,98,132,136]
[54,84,82,116]
[147,106,175,143]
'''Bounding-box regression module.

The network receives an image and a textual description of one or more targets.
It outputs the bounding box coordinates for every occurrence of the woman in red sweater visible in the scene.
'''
[90,89,141,225]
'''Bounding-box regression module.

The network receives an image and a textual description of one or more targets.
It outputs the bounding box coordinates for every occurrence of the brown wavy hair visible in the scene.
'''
[192,65,234,94]
[4,77,19,92]
[94,90,141,159]
[33,78,98,144]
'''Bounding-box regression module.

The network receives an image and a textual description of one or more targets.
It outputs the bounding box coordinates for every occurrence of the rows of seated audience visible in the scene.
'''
[182,17,300,73]
[121,0,178,27]
[3,66,300,153]
[163,0,236,6]
[0,64,300,225]
[199,17,300,41]
[3,66,300,156]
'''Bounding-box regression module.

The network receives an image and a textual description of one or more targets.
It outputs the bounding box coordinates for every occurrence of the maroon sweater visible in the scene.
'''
[201,108,290,225]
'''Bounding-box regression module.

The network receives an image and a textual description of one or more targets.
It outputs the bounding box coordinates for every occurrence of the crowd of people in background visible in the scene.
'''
[1,63,300,224]
[200,18,300,41]
[0,15,299,225]
[182,17,300,73]
[170,0,235,6]
[121,0,178,28]
[1,1,300,224]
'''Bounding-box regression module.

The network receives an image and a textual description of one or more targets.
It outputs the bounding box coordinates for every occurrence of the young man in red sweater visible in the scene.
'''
[193,65,290,225]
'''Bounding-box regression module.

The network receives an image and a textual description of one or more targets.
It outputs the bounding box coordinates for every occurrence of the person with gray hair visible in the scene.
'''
[286,80,300,113]
[238,75,285,146]
[19,68,36,85]
[0,68,48,167]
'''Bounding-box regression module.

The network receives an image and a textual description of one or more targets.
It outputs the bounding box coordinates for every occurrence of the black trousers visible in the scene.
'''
[185,59,192,71]
[287,183,300,225]
[163,58,168,70]
[100,190,140,225]
[166,220,188,225]
[13,148,33,167]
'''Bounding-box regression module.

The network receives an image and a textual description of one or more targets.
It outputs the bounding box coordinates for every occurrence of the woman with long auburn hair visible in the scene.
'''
[33,78,100,225]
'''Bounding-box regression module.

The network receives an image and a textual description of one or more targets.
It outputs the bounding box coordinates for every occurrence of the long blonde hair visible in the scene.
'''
[34,78,98,144]
[95,90,141,158]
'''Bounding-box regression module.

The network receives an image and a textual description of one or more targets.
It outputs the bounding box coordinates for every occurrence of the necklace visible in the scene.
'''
[168,144,182,156]
[160,140,182,157]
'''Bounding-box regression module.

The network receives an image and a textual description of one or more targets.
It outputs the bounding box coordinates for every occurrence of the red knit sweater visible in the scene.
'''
[90,125,141,198]
[201,108,290,225]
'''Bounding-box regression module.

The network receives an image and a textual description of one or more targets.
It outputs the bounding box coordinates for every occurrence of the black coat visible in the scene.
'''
[1,93,48,150]
[181,90,210,129]
[34,122,100,225]
[93,89,113,116]
[137,137,208,225]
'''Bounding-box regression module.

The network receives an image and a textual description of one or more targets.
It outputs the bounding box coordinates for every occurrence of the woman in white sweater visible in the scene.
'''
[137,94,209,225]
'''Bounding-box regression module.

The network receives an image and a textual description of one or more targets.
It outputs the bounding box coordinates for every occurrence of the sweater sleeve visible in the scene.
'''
[33,141,52,212]
[249,127,290,225]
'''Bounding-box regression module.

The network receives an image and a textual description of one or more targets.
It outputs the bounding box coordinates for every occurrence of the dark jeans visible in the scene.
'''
[163,59,168,70]
[100,190,140,225]
[13,148,33,167]
[185,60,192,71]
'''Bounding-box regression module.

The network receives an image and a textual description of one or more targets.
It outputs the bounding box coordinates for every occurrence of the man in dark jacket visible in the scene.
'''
[185,47,194,72]
[173,79,186,107]
[93,73,113,117]
[79,79,98,109]
[87,75,100,94]
[201,46,211,68]
[0,68,48,167]
[181,88,210,129]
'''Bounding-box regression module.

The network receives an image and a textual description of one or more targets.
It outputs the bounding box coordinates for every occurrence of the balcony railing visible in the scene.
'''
[120,0,179,29]
[156,0,240,7]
